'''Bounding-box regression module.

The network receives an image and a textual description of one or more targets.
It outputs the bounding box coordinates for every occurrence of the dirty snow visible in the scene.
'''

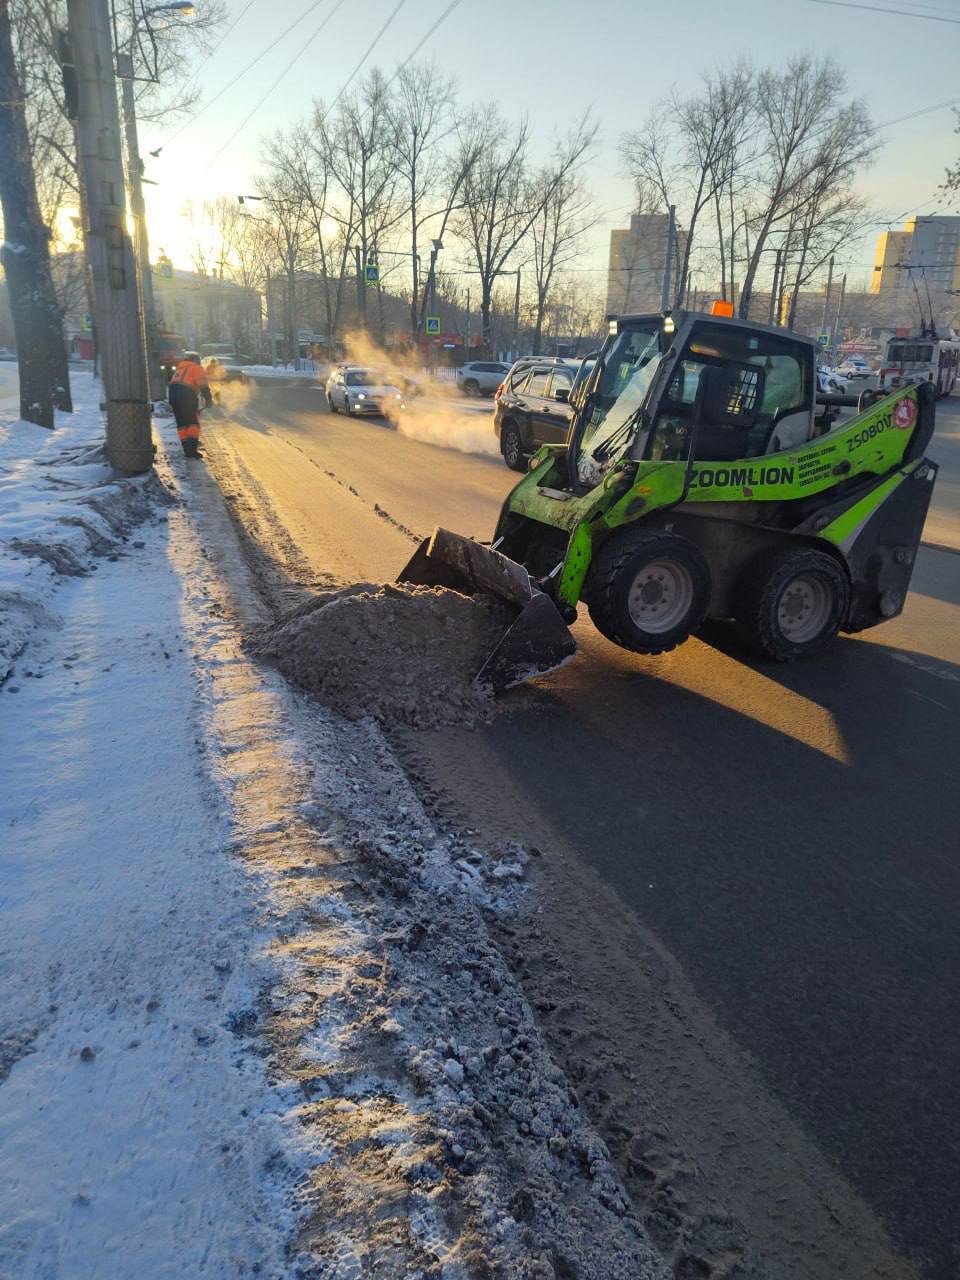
[0,390,668,1279]
[0,373,166,680]
[258,582,507,727]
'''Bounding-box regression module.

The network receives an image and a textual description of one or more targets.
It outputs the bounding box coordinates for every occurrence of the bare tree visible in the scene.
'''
[737,57,876,319]
[314,70,402,335]
[529,155,597,354]
[621,65,752,308]
[387,61,458,339]
[0,0,69,423]
[454,108,595,345]
[251,174,309,364]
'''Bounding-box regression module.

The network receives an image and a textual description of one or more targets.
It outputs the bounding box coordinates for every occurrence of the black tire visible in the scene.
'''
[463,379,480,397]
[328,394,338,414]
[585,529,711,655]
[735,546,849,661]
[501,421,526,472]
[858,388,882,413]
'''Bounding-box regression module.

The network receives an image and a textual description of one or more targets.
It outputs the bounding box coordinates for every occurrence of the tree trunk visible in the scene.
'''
[532,287,547,356]
[714,192,726,300]
[480,285,493,348]
[409,164,419,341]
[0,2,71,427]
[286,259,296,366]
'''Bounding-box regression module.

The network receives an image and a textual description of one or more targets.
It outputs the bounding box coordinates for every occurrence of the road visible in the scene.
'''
[206,384,960,1279]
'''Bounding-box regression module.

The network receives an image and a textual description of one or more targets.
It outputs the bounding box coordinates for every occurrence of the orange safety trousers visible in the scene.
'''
[168,374,203,446]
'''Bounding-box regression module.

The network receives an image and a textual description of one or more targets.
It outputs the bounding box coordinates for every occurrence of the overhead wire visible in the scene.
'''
[386,0,462,87]
[805,0,960,21]
[151,0,330,155]
[174,0,258,101]
[207,0,349,168]
[316,0,408,128]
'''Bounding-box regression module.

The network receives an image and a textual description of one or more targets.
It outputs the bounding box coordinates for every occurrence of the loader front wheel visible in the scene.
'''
[735,547,848,660]
[586,530,710,655]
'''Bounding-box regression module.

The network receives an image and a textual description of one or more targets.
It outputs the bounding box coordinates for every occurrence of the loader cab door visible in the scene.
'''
[648,322,814,463]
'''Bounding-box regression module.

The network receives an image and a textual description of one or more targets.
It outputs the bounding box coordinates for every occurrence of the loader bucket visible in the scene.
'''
[398,527,576,694]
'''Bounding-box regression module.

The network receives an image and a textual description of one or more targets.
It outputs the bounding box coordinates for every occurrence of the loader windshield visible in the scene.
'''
[576,322,663,487]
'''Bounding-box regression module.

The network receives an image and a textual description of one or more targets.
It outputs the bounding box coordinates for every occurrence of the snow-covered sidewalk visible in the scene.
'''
[0,382,667,1279]
[0,374,162,680]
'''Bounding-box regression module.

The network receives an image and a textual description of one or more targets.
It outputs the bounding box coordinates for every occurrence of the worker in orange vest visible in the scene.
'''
[168,353,212,457]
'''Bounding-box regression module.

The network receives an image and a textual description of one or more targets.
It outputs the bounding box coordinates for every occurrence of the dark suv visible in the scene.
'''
[493,358,590,470]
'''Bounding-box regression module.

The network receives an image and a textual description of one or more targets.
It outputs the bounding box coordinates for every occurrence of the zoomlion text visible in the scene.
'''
[690,464,796,489]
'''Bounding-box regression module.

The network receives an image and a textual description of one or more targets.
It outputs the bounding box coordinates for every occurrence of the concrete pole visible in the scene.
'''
[819,255,834,345]
[354,245,364,332]
[67,0,152,472]
[117,53,162,402]
[661,205,676,312]
[511,268,521,356]
[265,266,275,364]
[831,274,847,361]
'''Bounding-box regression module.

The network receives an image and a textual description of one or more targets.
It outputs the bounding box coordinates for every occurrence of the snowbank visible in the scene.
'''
[243,365,320,382]
[0,402,667,1278]
[0,374,167,680]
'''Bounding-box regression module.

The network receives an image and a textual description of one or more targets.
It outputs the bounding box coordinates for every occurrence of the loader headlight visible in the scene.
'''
[357,393,365,399]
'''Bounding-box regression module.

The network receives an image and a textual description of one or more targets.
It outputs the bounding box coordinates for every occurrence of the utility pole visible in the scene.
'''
[511,268,521,357]
[768,249,783,326]
[67,0,152,472]
[661,205,676,312]
[354,245,365,332]
[265,265,276,364]
[465,287,471,351]
[819,255,834,343]
[410,252,420,342]
[831,273,847,362]
[117,52,163,401]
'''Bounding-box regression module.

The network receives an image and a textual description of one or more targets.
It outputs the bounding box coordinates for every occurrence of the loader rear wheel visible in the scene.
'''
[735,547,848,661]
[586,530,710,655]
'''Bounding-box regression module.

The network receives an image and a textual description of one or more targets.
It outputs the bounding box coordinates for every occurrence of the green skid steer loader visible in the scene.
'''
[400,308,939,692]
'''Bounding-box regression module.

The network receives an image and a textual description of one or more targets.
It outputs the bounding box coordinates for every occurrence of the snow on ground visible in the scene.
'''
[0,383,668,1278]
[244,365,319,381]
[0,374,163,681]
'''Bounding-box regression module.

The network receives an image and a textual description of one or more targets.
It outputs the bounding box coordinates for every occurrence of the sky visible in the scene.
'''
[137,0,960,293]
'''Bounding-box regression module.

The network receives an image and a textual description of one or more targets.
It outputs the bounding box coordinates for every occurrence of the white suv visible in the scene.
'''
[455,361,512,397]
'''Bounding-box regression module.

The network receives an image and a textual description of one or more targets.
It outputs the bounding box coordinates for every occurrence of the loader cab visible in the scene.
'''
[571,310,817,492]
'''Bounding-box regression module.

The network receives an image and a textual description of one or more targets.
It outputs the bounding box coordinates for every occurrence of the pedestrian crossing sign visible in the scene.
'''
[425,316,441,335]
[364,263,379,285]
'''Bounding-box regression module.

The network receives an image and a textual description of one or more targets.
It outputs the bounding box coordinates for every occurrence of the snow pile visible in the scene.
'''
[0,374,168,679]
[243,365,319,381]
[258,581,508,727]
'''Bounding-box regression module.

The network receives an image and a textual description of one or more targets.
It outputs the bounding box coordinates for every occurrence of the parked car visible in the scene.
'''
[493,359,581,470]
[836,355,873,382]
[817,367,847,394]
[325,365,405,418]
[456,360,511,397]
[202,354,255,384]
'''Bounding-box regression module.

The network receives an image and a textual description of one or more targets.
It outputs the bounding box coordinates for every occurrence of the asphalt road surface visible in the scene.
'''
[207,382,960,1279]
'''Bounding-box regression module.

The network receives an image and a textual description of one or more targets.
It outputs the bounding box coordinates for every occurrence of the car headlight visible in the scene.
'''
[357,393,365,400]
[395,393,402,399]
